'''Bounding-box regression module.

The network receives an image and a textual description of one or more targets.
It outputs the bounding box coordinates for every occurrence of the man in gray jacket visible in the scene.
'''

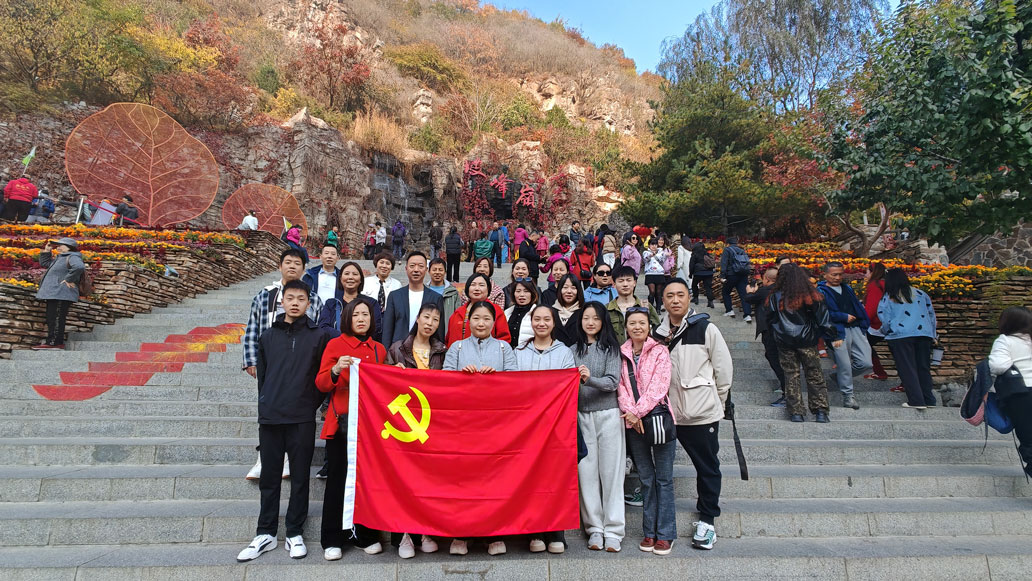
[34,237,85,349]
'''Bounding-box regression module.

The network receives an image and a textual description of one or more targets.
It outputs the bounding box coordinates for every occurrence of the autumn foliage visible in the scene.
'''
[289,18,371,112]
[65,103,220,227]
[221,184,308,237]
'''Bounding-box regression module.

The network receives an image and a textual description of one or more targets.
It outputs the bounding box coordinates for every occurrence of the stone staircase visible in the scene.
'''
[1,264,1030,579]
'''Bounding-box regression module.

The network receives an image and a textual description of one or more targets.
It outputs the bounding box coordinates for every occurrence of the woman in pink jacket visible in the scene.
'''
[617,307,675,555]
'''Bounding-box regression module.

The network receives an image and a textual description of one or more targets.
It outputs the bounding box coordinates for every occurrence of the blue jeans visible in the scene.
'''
[625,429,676,541]
[722,273,752,316]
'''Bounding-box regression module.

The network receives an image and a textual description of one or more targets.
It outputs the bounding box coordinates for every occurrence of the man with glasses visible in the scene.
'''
[583,263,618,304]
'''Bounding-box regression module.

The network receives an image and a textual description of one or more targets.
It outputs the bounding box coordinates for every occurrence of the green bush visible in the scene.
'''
[253,64,280,94]
[385,43,468,93]
[544,105,571,128]
[410,119,445,153]
[500,94,540,130]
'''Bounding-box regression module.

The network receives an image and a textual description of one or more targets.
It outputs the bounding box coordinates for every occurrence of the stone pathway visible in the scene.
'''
[1,260,1029,579]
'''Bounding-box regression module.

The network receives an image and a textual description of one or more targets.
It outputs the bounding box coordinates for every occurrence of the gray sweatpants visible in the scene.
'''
[830,326,873,396]
[577,408,626,540]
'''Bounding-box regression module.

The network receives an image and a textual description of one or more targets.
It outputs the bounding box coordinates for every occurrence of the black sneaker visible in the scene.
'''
[815,411,830,423]
[770,396,786,408]
[316,463,328,479]
[789,414,804,423]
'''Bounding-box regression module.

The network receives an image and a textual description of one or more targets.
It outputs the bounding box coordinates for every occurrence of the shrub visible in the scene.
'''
[500,94,540,130]
[269,87,351,129]
[544,106,571,129]
[253,64,280,94]
[410,118,445,154]
[385,43,468,93]
[348,108,410,157]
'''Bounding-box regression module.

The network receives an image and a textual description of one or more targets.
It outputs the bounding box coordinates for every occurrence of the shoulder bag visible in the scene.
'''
[621,353,675,445]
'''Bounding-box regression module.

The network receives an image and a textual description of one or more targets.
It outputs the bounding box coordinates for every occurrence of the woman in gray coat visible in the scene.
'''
[35,237,85,349]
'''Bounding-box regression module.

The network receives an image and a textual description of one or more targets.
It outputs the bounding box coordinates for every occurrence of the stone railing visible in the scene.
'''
[0,231,286,356]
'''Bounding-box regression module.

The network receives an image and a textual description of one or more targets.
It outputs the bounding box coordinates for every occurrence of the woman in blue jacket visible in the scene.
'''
[877,268,937,409]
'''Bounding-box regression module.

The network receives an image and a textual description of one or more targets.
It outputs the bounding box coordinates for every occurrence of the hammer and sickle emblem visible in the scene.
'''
[381,386,431,444]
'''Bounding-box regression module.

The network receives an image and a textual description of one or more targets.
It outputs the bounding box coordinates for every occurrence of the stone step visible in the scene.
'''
[8,350,240,364]
[0,415,1005,442]
[2,535,1030,580]
[0,398,968,421]
[64,341,244,353]
[2,497,1030,547]
[2,464,1028,503]
[0,437,1019,467]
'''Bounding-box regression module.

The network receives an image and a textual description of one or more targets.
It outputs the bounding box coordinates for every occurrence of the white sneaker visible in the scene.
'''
[449,539,468,555]
[323,547,342,561]
[744,315,753,323]
[282,453,290,479]
[237,534,276,562]
[420,535,439,553]
[528,538,546,553]
[245,458,261,481]
[487,541,506,555]
[587,532,603,550]
[692,521,716,550]
[547,541,565,554]
[398,533,416,559]
[723,311,736,317]
[362,542,383,555]
[285,535,307,559]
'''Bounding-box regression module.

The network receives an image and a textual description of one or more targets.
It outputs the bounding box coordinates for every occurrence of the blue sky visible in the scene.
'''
[493,0,720,73]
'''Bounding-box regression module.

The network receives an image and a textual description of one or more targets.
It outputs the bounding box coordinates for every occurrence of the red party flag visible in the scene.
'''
[341,362,580,537]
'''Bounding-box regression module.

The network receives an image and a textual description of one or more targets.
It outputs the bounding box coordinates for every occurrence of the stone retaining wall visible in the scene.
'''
[0,231,286,356]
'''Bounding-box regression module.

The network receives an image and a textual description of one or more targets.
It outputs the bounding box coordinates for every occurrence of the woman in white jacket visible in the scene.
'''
[988,306,1032,478]
[503,278,537,348]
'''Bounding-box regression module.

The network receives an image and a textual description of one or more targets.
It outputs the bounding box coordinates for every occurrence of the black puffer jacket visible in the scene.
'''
[445,232,463,254]
[766,292,839,349]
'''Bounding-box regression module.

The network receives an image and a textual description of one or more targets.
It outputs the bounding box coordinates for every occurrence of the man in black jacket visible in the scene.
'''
[746,268,787,406]
[519,231,542,284]
[382,251,445,348]
[238,280,331,563]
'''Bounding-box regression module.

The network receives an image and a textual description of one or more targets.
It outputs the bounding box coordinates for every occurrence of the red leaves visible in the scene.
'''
[290,19,371,110]
[221,184,308,236]
[65,103,220,227]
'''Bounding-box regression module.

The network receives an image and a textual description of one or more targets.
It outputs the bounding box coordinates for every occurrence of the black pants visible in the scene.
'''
[2,199,31,222]
[257,422,316,538]
[676,422,721,524]
[321,423,380,549]
[1002,393,1032,476]
[692,275,714,304]
[446,253,461,282]
[45,299,72,346]
[888,336,936,406]
[492,241,502,267]
[760,330,787,391]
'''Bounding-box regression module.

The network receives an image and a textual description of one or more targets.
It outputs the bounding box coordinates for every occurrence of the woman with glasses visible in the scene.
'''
[570,302,625,552]
[504,278,539,348]
[621,233,642,275]
[515,304,577,554]
[503,258,537,309]
[618,305,675,555]
[446,273,511,346]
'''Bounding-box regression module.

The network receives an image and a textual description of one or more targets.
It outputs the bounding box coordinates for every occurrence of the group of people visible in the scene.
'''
[2,175,59,223]
[238,244,735,563]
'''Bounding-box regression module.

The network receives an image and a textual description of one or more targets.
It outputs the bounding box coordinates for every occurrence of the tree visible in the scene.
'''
[659,0,887,113]
[290,18,371,111]
[0,0,79,92]
[821,0,1032,250]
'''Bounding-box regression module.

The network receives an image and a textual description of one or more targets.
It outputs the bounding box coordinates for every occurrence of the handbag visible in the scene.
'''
[622,353,675,445]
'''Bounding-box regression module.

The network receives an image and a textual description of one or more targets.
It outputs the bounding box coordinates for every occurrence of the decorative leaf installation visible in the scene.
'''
[221,183,308,236]
[65,103,220,227]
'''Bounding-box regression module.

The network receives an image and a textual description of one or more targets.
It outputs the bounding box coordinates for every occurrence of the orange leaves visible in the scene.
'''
[221,184,307,236]
[65,103,220,227]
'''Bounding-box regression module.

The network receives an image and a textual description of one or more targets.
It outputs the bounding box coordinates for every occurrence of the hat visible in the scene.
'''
[55,237,78,250]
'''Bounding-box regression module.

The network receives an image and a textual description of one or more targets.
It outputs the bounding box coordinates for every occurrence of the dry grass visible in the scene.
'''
[348,108,411,157]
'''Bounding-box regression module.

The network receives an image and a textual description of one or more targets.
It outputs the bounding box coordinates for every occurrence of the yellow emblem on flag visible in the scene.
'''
[381,386,431,444]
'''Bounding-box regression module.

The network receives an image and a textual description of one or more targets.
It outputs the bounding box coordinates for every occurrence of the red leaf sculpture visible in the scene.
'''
[65,103,220,226]
[221,183,308,235]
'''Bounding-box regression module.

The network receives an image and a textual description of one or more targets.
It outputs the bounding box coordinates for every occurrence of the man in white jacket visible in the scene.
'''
[653,278,733,551]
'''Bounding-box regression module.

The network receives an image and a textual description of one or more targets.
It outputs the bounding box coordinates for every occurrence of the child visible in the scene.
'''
[238,280,331,562]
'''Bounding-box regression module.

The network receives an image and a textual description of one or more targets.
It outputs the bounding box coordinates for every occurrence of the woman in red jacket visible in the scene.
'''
[862,263,893,384]
[316,300,387,560]
[446,273,510,345]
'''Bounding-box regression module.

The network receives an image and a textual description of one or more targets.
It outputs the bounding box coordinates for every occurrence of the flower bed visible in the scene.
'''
[0,224,246,247]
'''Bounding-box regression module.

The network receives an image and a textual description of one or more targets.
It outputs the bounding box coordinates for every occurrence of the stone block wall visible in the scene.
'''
[0,231,286,356]
[965,223,1032,268]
